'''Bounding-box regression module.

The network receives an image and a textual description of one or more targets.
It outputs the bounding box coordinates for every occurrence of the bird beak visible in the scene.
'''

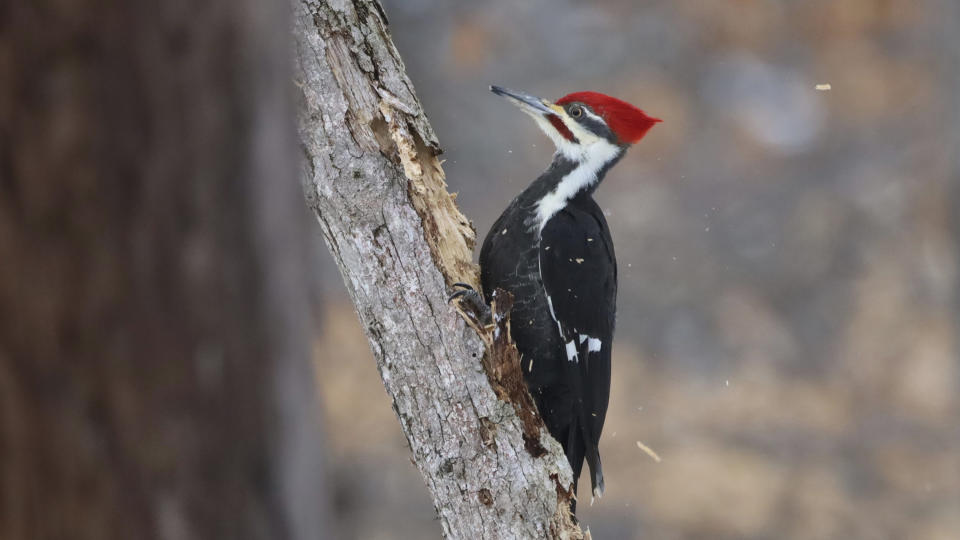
[491,85,558,116]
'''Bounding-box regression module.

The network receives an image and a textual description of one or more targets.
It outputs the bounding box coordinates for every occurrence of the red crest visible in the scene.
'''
[556,91,661,144]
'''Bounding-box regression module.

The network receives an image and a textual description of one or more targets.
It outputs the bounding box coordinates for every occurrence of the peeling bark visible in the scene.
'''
[293,1,583,538]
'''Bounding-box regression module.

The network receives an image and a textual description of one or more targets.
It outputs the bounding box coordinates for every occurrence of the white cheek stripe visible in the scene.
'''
[533,139,621,232]
[524,106,621,232]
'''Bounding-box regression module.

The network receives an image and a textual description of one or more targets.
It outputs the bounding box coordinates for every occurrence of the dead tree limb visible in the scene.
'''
[292,1,583,537]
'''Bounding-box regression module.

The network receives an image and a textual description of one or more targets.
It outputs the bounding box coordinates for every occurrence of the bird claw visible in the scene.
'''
[447,283,474,301]
[447,283,493,326]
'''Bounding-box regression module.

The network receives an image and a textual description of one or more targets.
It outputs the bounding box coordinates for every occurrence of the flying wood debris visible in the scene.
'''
[636,440,662,463]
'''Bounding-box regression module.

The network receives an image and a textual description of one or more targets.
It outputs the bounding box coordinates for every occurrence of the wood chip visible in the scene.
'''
[636,440,662,463]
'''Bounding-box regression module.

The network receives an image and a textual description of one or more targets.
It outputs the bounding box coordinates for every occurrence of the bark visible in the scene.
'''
[0,1,329,539]
[293,1,583,538]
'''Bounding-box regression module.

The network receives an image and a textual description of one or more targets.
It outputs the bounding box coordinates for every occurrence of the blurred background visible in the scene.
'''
[314,0,960,538]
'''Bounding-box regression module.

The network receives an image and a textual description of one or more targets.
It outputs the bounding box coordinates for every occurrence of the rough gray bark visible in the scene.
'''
[293,1,583,538]
[0,1,329,538]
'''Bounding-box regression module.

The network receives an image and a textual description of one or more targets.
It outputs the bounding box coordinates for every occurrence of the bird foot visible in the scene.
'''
[448,282,493,326]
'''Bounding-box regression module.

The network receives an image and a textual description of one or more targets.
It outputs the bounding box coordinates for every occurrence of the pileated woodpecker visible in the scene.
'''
[462,86,660,511]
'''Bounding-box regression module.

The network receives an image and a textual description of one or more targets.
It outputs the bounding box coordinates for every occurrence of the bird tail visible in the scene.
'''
[585,441,604,505]
[559,415,605,513]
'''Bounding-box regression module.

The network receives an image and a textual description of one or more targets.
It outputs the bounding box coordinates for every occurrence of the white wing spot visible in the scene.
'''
[587,337,602,353]
[565,340,578,362]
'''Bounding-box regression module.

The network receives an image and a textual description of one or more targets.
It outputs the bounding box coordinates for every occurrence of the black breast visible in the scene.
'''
[480,199,565,391]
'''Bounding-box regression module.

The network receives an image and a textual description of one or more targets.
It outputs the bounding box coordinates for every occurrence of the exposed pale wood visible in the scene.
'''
[292,1,583,537]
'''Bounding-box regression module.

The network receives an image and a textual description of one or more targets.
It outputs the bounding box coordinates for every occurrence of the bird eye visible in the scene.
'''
[570,106,583,118]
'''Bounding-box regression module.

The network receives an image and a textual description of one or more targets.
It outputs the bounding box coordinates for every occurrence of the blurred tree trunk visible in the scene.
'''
[293,1,582,538]
[0,1,331,539]
[943,0,960,325]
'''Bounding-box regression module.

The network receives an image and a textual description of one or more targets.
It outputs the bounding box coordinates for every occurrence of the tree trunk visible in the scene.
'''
[0,1,330,539]
[292,1,583,538]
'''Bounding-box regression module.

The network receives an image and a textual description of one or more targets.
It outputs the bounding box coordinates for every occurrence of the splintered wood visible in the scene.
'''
[637,440,662,463]
[379,101,479,289]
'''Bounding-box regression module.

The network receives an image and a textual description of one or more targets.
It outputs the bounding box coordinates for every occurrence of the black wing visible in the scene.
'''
[538,198,616,498]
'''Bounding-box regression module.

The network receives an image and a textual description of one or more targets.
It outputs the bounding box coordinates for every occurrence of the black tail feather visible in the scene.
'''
[584,442,604,503]
[532,381,605,515]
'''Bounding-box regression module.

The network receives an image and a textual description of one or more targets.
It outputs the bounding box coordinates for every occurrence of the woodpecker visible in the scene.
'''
[475,86,660,511]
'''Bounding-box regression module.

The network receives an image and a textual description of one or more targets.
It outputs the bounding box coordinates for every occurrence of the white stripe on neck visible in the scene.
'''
[534,140,620,231]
